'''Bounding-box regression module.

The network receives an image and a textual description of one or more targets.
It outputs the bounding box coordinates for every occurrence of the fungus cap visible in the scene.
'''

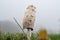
[23,5,36,30]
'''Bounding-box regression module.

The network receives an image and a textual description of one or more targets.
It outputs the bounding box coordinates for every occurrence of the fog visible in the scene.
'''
[0,0,60,34]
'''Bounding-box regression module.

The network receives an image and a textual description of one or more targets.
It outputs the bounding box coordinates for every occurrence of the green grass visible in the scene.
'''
[48,34,60,40]
[0,32,60,40]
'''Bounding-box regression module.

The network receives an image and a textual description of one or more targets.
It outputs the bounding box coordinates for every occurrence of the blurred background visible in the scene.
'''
[0,0,60,34]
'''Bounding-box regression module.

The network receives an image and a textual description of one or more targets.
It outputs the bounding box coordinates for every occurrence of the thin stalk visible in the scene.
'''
[13,17,24,33]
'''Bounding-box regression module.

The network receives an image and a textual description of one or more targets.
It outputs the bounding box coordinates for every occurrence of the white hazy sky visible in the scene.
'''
[0,0,60,33]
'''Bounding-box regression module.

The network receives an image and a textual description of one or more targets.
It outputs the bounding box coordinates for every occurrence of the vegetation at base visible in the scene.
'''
[48,34,60,40]
[0,32,60,40]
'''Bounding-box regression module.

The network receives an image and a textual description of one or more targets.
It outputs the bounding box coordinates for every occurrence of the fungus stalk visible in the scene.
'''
[27,29,32,40]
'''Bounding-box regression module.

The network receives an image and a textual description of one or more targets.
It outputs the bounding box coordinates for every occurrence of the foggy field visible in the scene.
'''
[0,0,60,40]
[0,33,60,40]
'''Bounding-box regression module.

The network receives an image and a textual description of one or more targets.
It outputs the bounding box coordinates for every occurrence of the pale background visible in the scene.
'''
[0,0,60,34]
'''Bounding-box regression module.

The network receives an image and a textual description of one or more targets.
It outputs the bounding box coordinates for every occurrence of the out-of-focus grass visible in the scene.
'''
[0,32,27,40]
[0,32,60,40]
[48,34,60,40]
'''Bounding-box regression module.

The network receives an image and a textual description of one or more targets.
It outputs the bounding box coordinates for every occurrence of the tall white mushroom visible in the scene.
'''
[23,5,36,40]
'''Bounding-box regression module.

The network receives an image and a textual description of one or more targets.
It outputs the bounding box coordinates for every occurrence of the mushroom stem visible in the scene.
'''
[27,29,32,40]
